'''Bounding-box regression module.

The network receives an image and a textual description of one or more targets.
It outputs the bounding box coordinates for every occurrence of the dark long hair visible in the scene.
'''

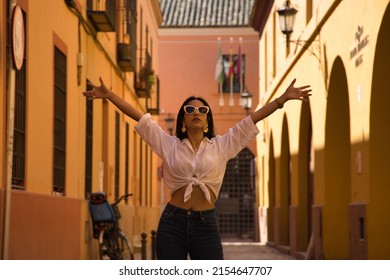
[175,96,215,140]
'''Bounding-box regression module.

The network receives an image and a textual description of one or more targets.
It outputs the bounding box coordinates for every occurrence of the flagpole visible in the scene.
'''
[239,37,243,95]
[217,37,224,106]
[229,37,234,106]
[219,82,224,106]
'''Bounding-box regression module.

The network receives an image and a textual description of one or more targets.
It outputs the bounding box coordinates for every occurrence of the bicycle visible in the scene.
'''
[88,192,135,260]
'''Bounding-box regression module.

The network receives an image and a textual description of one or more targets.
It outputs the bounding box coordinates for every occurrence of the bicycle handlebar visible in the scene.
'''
[112,193,133,206]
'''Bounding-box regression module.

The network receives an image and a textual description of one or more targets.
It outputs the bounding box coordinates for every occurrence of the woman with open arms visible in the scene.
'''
[83,77,312,260]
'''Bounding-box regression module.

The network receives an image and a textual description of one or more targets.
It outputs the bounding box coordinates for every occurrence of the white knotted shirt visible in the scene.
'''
[135,113,259,203]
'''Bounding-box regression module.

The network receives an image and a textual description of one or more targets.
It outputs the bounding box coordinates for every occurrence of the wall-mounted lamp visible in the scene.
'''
[277,1,321,62]
[164,113,174,135]
[277,0,298,52]
[240,89,253,116]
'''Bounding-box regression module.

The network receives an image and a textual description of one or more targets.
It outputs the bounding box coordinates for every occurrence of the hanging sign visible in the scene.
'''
[11,5,25,70]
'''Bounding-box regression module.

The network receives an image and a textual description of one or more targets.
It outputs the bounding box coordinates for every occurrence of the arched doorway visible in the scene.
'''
[268,133,275,244]
[297,102,313,252]
[369,2,390,259]
[217,148,256,240]
[324,56,351,259]
[279,115,291,247]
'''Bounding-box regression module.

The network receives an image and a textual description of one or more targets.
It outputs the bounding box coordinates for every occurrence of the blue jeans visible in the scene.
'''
[156,203,224,260]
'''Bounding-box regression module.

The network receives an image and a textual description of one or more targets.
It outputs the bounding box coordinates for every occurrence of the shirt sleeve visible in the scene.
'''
[217,115,260,159]
[134,113,175,158]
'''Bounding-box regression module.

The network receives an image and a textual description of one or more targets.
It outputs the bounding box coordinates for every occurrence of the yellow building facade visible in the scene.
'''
[252,0,390,259]
[1,0,162,259]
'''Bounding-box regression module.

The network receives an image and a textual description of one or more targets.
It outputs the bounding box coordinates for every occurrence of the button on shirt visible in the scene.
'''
[135,113,260,203]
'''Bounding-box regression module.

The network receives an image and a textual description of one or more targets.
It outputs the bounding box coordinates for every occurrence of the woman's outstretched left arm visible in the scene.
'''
[250,78,312,124]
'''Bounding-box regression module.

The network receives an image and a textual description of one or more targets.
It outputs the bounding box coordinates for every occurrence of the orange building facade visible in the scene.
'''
[252,0,390,259]
[1,0,162,259]
[1,0,261,259]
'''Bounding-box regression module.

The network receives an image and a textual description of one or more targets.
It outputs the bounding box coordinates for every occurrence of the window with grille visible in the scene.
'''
[7,6,27,190]
[53,47,67,195]
[85,81,93,196]
[12,59,27,190]
[128,0,137,35]
[216,148,255,240]
[144,143,151,206]
[128,0,137,64]
[115,112,120,200]
[139,137,143,206]
[149,146,153,207]
[125,0,137,61]
[125,123,130,198]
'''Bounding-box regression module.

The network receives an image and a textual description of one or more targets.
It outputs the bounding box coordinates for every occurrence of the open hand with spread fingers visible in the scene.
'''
[283,78,312,102]
[82,77,110,100]
[250,78,312,123]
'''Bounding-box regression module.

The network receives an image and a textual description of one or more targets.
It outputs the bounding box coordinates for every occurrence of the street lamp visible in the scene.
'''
[164,113,174,135]
[240,89,253,115]
[277,0,298,51]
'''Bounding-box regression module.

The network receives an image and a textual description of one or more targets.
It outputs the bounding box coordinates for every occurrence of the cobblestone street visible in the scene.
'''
[223,240,296,260]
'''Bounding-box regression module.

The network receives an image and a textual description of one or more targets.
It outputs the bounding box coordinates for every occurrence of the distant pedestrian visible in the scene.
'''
[83,77,312,260]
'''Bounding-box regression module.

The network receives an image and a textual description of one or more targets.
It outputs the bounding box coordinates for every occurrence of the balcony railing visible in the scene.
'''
[116,2,136,72]
[147,75,160,115]
[135,51,153,98]
[117,43,136,72]
[87,0,116,32]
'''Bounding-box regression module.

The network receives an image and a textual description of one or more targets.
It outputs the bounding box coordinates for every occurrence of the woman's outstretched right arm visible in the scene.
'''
[82,77,143,121]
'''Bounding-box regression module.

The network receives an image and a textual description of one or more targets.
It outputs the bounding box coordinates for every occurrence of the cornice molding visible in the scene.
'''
[159,27,258,37]
[151,0,163,26]
[250,0,274,38]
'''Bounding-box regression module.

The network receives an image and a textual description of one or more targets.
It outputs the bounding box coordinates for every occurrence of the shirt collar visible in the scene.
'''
[182,137,211,153]
[182,137,212,144]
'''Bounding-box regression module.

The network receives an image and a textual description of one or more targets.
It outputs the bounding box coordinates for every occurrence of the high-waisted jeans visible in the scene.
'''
[156,203,224,260]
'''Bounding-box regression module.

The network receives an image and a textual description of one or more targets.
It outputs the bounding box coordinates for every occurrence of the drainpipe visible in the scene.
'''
[2,0,17,260]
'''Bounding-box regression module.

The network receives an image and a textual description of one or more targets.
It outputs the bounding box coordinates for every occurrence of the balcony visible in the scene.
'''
[87,0,116,32]
[116,1,137,72]
[134,69,151,98]
[135,52,153,98]
[117,43,136,72]
[147,75,160,115]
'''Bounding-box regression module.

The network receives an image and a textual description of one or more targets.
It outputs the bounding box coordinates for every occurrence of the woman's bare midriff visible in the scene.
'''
[169,185,216,211]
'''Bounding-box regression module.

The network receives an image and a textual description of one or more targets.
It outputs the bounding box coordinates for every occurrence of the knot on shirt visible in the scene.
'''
[184,178,211,203]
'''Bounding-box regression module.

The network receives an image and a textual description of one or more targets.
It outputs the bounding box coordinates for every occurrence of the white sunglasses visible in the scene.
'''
[183,105,210,115]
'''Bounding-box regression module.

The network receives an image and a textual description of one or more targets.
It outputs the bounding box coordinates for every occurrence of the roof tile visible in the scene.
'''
[160,0,255,28]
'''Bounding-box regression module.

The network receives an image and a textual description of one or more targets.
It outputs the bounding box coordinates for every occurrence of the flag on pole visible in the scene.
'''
[215,38,224,106]
[228,40,234,81]
[229,38,234,106]
[215,38,225,84]
[237,38,242,94]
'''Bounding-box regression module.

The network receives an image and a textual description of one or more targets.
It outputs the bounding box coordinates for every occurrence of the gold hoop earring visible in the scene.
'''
[203,124,209,133]
[181,123,187,133]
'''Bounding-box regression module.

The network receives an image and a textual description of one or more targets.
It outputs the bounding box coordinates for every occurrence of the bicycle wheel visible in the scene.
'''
[117,231,134,260]
[98,229,113,260]
[99,227,122,260]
